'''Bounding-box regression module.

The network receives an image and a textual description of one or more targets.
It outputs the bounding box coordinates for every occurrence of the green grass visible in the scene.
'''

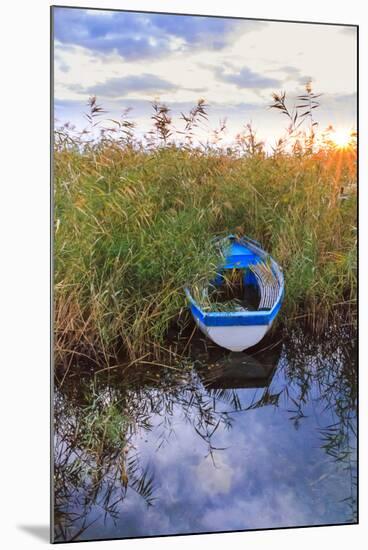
[54,124,356,365]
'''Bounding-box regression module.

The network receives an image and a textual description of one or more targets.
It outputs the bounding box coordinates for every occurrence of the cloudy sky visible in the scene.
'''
[53,7,357,148]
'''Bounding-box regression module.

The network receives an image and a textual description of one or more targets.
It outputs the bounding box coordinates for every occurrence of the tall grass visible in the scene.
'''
[54,90,357,366]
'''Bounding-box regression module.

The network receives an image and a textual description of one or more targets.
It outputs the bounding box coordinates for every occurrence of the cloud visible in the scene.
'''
[279,65,300,75]
[270,65,312,86]
[216,67,281,89]
[330,92,357,108]
[58,62,70,74]
[194,455,234,496]
[53,8,170,60]
[200,489,313,531]
[317,92,357,128]
[53,7,265,60]
[54,51,70,73]
[71,74,178,98]
[148,14,266,50]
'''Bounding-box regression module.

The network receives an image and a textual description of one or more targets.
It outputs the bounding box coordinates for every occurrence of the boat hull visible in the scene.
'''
[195,317,271,352]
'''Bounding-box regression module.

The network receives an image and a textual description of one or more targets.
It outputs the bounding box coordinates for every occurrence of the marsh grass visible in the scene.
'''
[190,268,261,313]
[54,90,357,366]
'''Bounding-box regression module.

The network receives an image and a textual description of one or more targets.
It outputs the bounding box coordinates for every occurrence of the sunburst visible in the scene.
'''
[331,128,352,149]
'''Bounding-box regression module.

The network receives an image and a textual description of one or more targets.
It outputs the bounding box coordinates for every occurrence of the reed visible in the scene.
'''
[54,91,357,366]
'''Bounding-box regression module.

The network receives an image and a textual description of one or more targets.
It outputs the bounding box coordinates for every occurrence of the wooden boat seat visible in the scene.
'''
[250,262,280,310]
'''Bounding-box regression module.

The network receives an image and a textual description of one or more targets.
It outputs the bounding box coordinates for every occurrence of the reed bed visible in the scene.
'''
[54,92,357,366]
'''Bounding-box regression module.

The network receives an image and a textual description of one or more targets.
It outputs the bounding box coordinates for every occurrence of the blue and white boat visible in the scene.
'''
[185,235,284,352]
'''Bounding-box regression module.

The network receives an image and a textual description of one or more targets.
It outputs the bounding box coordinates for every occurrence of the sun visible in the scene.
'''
[332,128,352,148]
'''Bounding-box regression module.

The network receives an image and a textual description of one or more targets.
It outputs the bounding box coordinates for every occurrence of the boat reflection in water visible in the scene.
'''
[196,340,281,390]
[53,326,357,542]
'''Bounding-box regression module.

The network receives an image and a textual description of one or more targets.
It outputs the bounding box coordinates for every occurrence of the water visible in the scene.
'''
[53,325,357,542]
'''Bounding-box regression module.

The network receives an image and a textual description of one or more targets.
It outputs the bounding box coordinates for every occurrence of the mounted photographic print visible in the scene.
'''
[51,5,358,543]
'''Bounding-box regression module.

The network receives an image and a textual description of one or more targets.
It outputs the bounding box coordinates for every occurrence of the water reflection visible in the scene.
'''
[53,325,357,542]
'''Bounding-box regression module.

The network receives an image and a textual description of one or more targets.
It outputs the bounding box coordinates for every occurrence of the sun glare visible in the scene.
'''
[332,129,352,148]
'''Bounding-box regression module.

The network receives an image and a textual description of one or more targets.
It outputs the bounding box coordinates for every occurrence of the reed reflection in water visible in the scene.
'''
[53,325,357,542]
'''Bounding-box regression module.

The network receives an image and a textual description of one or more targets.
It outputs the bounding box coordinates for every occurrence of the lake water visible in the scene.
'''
[53,325,357,542]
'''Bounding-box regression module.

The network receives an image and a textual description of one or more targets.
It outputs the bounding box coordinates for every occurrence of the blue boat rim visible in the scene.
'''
[184,235,284,327]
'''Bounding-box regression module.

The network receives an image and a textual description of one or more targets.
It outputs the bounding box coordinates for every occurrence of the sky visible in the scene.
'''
[53,7,357,149]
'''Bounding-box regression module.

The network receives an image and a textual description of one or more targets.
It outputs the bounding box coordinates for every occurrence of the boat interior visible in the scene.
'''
[212,237,281,312]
